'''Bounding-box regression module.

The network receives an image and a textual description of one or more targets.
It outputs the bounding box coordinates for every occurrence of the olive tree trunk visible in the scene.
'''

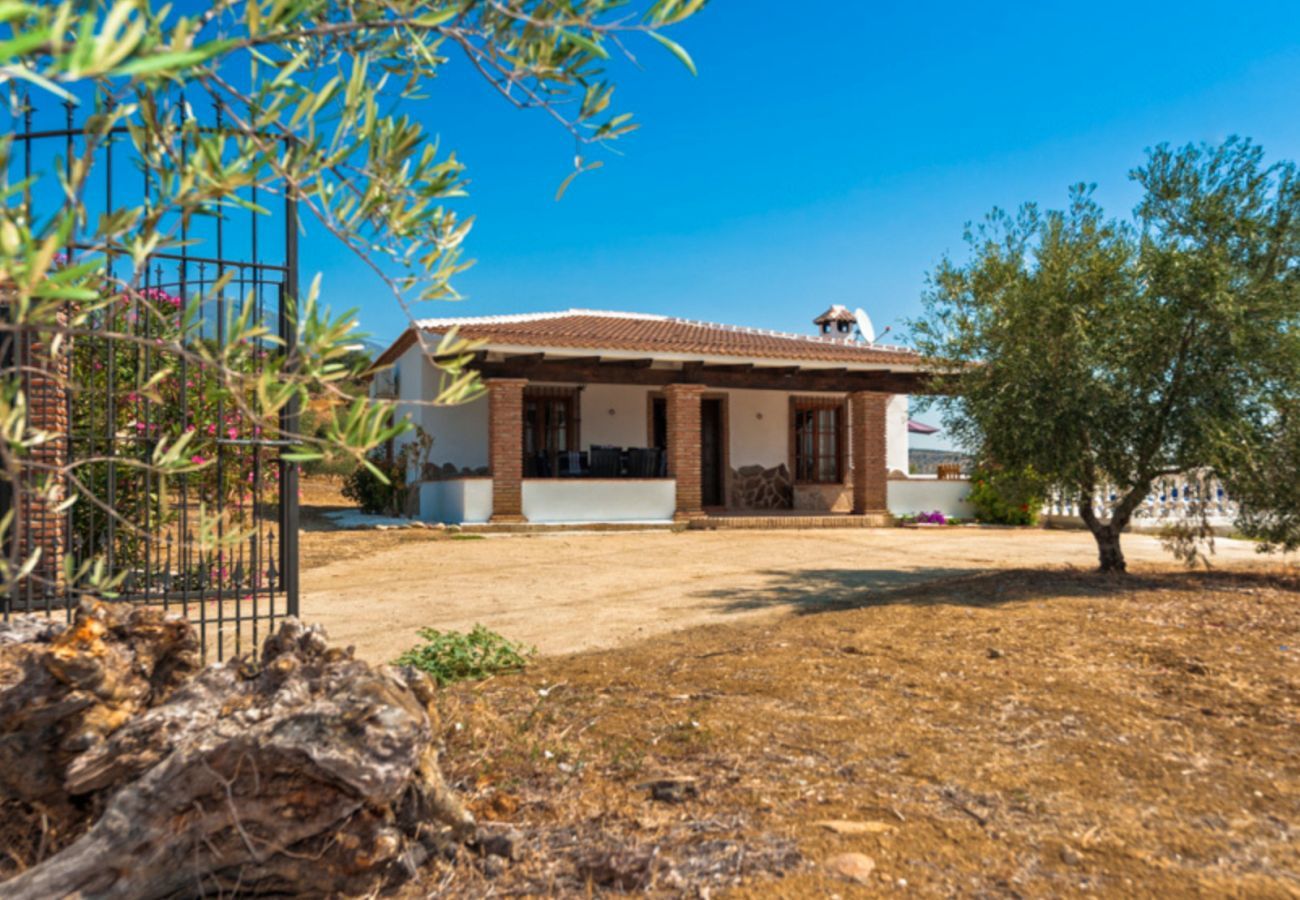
[1077,483,1150,574]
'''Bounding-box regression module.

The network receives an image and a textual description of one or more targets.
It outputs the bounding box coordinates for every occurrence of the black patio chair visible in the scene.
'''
[627,447,660,478]
[527,452,551,478]
[558,450,586,477]
[588,447,622,477]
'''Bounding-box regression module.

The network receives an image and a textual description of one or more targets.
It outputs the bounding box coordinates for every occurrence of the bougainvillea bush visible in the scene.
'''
[70,288,281,570]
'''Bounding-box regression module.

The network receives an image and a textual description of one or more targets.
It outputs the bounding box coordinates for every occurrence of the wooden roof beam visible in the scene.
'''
[700,362,755,373]
[499,351,545,365]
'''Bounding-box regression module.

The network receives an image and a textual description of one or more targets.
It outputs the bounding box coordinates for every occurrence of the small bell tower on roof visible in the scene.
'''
[813,304,856,336]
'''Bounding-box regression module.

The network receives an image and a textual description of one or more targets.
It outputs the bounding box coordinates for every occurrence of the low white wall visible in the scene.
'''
[888,477,974,519]
[522,479,675,523]
[419,478,493,524]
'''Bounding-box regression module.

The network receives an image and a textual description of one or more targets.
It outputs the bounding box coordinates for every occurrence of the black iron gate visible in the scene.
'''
[1,95,299,661]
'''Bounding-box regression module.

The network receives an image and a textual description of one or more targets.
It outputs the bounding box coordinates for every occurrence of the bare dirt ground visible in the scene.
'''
[416,567,1300,897]
[300,494,1282,664]
[300,481,1299,896]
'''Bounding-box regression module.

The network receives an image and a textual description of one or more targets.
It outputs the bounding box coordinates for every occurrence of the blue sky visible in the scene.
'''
[307,0,1300,354]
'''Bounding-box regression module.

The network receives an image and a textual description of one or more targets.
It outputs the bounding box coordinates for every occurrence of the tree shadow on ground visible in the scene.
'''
[696,565,1300,617]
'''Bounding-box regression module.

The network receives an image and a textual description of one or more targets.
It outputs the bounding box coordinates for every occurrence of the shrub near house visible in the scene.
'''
[967,465,1046,526]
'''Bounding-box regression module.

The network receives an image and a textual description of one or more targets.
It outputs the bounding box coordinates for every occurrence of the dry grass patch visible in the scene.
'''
[417,567,1300,896]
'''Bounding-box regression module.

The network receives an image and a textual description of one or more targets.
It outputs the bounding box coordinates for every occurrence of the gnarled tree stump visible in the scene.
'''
[0,602,472,897]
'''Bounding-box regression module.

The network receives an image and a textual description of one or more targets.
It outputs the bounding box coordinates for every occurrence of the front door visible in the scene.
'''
[700,398,725,507]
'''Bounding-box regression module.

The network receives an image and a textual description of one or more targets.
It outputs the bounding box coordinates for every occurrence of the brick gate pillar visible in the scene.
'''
[849,390,890,516]
[664,383,705,521]
[487,378,528,523]
[5,303,71,595]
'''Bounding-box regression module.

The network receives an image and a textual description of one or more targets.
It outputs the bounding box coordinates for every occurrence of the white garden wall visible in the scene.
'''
[888,476,973,519]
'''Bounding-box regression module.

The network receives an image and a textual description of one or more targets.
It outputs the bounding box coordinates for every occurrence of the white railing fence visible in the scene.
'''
[1043,471,1239,529]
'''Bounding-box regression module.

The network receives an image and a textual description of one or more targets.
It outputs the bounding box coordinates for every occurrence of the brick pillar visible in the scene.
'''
[664,383,705,521]
[487,378,528,523]
[850,391,890,515]
[12,314,71,593]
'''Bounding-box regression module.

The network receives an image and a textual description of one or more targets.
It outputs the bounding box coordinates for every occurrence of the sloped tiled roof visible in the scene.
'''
[375,310,922,369]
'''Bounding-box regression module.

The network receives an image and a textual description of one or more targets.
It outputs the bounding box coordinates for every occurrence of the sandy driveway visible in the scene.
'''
[301,527,1285,662]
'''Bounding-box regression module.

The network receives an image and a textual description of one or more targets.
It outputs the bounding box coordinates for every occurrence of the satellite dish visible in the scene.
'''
[853,307,875,343]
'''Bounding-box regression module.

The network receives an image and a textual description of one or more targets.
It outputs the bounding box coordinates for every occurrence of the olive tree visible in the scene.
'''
[0,0,704,597]
[1217,405,1300,553]
[913,139,1300,573]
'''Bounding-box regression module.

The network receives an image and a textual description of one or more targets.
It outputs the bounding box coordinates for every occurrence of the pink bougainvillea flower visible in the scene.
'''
[191,454,207,466]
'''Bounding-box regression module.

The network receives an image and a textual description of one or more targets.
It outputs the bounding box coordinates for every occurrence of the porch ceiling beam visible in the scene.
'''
[500,352,546,364]
[697,362,754,373]
[472,358,943,394]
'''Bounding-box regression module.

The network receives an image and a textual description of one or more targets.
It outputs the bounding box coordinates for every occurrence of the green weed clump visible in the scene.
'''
[395,625,534,686]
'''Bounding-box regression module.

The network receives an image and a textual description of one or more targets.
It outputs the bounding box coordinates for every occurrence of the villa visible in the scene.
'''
[370,307,969,526]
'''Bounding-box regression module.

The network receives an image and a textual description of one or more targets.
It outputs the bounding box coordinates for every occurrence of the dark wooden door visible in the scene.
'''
[700,398,725,507]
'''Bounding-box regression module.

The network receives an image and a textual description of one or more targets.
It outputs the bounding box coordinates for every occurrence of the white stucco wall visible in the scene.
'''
[419,478,493,524]
[522,479,675,523]
[887,477,973,519]
[886,394,909,474]
[422,398,490,471]
[727,389,789,468]
[390,347,490,472]
[578,384,651,448]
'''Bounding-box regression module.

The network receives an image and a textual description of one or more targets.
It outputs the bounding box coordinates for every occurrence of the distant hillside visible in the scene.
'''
[908,448,972,475]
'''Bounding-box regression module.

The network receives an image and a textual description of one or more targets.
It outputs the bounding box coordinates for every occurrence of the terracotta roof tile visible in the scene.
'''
[382,310,921,368]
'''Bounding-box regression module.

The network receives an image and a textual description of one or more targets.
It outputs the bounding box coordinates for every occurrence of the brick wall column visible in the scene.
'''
[850,390,890,515]
[664,383,705,521]
[10,308,71,594]
[487,378,528,523]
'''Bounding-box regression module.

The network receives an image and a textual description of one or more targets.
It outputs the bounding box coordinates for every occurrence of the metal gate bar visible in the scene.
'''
[1,92,300,661]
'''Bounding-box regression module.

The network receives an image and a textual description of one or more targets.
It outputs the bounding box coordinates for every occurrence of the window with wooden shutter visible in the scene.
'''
[791,397,844,484]
[523,386,580,477]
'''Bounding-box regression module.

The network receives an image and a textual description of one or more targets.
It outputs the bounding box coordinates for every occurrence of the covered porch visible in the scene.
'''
[462,353,930,526]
